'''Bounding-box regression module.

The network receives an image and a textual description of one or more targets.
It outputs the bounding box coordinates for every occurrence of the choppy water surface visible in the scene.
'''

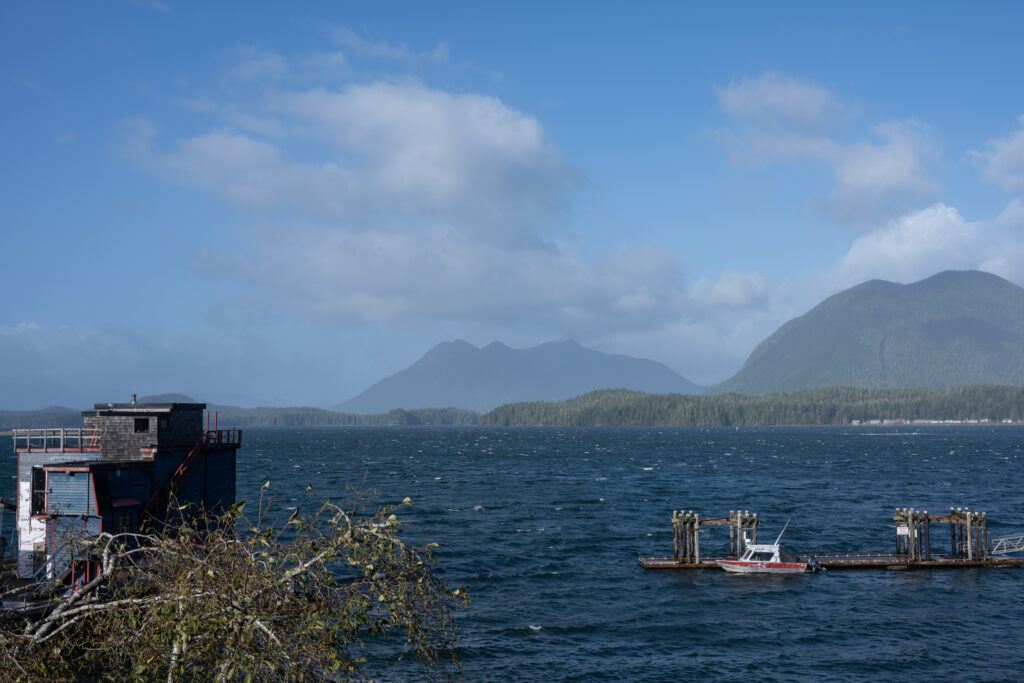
[6,426,1024,680]
[233,426,1024,681]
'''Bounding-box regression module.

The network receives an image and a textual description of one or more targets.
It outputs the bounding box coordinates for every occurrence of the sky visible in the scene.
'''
[3,2,1024,409]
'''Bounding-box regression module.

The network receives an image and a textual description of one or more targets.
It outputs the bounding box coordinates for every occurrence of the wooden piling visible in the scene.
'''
[694,513,700,564]
[642,502,1023,571]
[729,510,735,558]
[982,513,989,561]
[924,511,931,561]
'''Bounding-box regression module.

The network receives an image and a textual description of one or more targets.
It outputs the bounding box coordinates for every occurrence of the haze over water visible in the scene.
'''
[222,425,1024,681]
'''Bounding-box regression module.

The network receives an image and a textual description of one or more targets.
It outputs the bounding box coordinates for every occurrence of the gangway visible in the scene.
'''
[989,533,1024,556]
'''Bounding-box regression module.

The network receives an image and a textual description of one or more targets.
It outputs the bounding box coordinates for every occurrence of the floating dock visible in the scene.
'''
[639,506,1024,571]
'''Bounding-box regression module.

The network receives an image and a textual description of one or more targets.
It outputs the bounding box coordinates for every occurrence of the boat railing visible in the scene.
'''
[12,428,100,453]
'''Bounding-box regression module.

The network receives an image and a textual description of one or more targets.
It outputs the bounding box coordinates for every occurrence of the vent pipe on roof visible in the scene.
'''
[131,393,137,404]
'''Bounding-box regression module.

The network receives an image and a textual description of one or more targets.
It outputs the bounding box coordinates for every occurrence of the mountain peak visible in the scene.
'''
[713,270,1024,395]
[337,340,703,413]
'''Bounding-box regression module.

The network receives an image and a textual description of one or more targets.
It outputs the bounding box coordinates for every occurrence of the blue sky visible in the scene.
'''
[3,1,1024,409]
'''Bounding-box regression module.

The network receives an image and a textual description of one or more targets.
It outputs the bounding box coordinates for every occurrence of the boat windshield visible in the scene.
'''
[749,551,775,562]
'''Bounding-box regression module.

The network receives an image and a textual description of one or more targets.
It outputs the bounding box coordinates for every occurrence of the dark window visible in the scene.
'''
[159,417,169,430]
[134,418,150,433]
[116,512,133,535]
[31,468,46,516]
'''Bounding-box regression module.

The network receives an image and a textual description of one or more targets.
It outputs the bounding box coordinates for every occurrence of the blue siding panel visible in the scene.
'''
[47,472,91,516]
[47,515,102,580]
[205,453,236,511]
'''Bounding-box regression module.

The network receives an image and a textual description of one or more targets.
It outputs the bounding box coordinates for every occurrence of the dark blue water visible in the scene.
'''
[7,426,1024,680]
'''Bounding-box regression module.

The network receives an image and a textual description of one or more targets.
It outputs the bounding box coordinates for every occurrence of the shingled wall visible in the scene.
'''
[82,404,205,461]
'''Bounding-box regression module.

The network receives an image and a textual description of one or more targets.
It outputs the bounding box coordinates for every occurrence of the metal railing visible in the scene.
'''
[203,428,242,448]
[989,533,1024,556]
[12,428,100,453]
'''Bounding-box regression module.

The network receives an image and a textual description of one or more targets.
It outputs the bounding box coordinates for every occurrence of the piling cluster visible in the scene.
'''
[892,507,988,561]
[672,509,759,564]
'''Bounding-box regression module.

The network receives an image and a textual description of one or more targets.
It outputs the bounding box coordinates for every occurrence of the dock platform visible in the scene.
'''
[641,505,1024,571]
[639,553,1024,570]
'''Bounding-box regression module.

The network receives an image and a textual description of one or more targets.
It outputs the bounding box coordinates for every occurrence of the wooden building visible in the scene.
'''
[11,398,240,581]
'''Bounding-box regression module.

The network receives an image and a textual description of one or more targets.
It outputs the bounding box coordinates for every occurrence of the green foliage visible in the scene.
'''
[480,385,1024,426]
[0,492,467,681]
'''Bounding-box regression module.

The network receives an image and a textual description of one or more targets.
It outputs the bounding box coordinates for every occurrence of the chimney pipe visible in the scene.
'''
[131,393,136,404]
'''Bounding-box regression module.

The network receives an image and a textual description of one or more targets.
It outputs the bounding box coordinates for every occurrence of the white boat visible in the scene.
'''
[716,521,808,574]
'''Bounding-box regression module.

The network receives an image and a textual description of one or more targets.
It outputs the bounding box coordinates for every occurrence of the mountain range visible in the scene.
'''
[7,270,1022,419]
[340,270,1024,411]
[712,270,1024,394]
[336,340,704,414]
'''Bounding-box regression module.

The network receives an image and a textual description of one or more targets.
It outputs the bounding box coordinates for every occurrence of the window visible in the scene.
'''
[116,512,133,534]
[134,418,150,433]
[31,468,46,516]
[159,417,169,430]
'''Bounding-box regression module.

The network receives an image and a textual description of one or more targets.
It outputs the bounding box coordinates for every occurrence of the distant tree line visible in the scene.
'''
[210,406,480,427]
[0,407,81,429]
[4,385,1023,430]
[0,406,479,430]
[479,385,1024,426]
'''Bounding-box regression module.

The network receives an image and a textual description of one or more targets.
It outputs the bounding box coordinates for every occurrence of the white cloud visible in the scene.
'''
[127,74,696,338]
[717,71,849,134]
[300,50,351,80]
[0,321,361,409]
[129,126,358,214]
[715,72,937,225]
[329,27,448,65]
[691,270,768,309]
[131,81,581,247]
[837,203,980,284]
[226,46,289,82]
[196,224,687,337]
[822,120,938,223]
[971,115,1024,193]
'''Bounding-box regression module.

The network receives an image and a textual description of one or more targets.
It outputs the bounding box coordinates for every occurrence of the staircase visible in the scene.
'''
[142,435,208,522]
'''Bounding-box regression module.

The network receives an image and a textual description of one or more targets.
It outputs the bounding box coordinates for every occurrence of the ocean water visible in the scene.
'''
[6,425,1024,680]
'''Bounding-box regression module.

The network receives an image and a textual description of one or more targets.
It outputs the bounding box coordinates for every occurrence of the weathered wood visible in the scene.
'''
[694,513,700,564]
[672,511,679,559]
[966,509,974,561]
[728,512,735,558]
[924,512,931,561]
[980,513,986,560]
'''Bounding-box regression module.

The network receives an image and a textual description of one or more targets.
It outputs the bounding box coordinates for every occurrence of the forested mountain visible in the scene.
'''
[481,385,1024,427]
[0,406,82,429]
[337,340,704,414]
[713,271,1024,395]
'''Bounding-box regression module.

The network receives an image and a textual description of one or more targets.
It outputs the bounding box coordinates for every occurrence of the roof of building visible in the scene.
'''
[82,401,206,417]
[43,459,154,472]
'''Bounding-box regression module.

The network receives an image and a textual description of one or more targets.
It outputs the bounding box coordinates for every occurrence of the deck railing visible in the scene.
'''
[12,428,100,453]
[204,428,242,448]
[12,428,240,453]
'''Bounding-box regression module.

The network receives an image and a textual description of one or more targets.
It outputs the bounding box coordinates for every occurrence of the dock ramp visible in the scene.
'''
[989,534,1024,556]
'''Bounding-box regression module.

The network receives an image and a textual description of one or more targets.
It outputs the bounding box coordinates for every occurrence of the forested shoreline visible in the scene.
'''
[3,385,1023,430]
[480,385,1024,426]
